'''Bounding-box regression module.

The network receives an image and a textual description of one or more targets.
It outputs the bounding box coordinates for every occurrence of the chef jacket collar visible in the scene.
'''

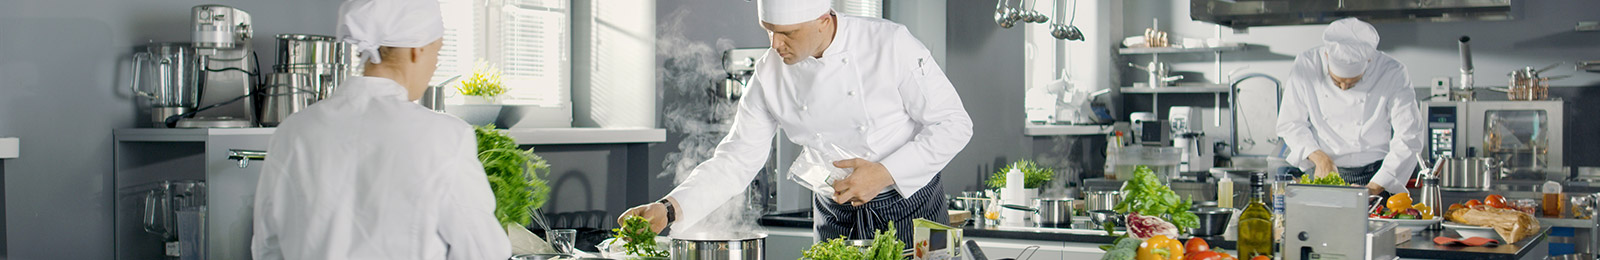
[814,14,850,65]
[335,76,411,100]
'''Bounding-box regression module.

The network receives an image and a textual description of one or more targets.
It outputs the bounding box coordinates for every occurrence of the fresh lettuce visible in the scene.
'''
[1113,165,1200,232]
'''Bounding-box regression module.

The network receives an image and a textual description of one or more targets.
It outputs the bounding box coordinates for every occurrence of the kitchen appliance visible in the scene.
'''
[1418,159,1446,222]
[1170,106,1213,172]
[669,232,766,260]
[185,5,257,127]
[1129,112,1168,146]
[130,43,200,128]
[143,180,206,259]
[1423,101,1564,180]
[257,73,314,127]
[1128,61,1182,88]
[273,34,356,101]
[1282,184,1398,260]
[713,48,766,101]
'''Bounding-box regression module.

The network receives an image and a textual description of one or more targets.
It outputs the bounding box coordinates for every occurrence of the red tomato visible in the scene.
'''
[1485,195,1509,209]
[1219,252,1237,260]
[1465,199,1483,207]
[1251,255,1272,260]
[1185,237,1211,253]
[1188,251,1224,260]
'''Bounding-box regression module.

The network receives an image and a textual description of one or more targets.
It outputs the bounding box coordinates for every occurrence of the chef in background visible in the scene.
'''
[1277,17,1425,196]
[250,0,510,259]
[620,0,972,244]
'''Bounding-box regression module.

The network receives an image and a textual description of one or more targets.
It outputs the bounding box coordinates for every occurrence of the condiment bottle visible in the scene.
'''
[1544,181,1564,217]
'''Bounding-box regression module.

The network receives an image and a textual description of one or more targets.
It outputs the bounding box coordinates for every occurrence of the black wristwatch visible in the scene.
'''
[658,199,676,224]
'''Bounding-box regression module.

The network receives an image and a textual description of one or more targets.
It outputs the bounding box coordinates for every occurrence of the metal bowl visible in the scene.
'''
[1087,210,1123,227]
[1190,207,1233,237]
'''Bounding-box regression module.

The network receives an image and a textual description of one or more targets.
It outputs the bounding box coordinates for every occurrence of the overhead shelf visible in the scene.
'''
[1023,124,1114,136]
[1117,43,1259,55]
[1121,84,1231,94]
[115,127,666,145]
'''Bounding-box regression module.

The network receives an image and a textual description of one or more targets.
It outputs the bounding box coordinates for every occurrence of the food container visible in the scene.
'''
[1190,207,1232,237]
[1438,157,1493,191]
[1112,146,1182,181]
[1085,190,1122,212]
[669,232,766,260]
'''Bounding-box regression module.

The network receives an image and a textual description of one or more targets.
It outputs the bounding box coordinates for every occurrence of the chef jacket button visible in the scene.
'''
[801,105,809,111]
[847,91,856,96]
[858,126,868,132]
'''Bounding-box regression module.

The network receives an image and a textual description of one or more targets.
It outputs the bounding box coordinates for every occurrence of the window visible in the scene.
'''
[433,0,568,108]
[833,0,882,18]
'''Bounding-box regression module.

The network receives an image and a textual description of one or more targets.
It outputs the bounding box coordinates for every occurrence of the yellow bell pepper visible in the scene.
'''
[1137,235,1185,260]
[1414,203,1434,220]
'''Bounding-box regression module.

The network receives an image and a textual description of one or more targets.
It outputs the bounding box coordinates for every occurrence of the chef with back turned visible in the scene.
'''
[1277,18,1425,197]
[250,0,511,258]
[619,0,973,244]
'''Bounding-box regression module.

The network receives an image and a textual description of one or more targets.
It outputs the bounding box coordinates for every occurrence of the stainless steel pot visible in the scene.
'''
[1085,190,1122,212]
[1087,210,1123,227]
[1438,157,1494,191]
[1002,198,1075,228]
[669,232,765,260]
[259,73,315,127]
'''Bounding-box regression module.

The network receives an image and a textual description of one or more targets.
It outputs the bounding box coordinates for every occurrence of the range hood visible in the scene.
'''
[1192,0,1514,29]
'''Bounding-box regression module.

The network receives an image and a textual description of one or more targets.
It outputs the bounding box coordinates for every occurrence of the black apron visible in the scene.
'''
[812,174,946,246]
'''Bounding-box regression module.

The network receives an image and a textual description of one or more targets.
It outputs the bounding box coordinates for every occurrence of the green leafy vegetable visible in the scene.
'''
[1113,165,1200,232]
[1301,172,1347,186]
[985,160,1055,189]
[1098,236,1141,260]
[802,221,904,260]
[474,125,551,227]
[612,216,668,257]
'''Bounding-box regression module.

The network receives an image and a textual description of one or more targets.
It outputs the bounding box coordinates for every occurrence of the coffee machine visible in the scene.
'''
[1170,106,1213,172]
[182,5,257,128]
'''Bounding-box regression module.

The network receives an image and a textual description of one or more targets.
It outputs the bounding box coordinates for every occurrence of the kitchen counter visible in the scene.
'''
[760,214,1552,259]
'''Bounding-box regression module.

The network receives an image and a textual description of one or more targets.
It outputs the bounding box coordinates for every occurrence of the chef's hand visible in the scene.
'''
[618,197,678,233]
[1309,150,1337,178]
[831,158,895,207]
[1364,182,1385,196]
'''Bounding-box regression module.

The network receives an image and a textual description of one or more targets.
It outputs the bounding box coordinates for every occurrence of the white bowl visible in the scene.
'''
[1443,222,1502,240]
[445,104,503,126]
[1371,218,1442,233]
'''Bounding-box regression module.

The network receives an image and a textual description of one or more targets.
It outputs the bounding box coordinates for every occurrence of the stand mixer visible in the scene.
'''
[180,5,257,128]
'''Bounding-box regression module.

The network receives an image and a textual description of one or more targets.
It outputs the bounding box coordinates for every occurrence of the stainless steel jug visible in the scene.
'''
[130,43,199,127]
[258,73,315,127]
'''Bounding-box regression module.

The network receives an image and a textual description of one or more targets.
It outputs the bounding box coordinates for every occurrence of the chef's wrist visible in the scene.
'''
[657,197,679,224]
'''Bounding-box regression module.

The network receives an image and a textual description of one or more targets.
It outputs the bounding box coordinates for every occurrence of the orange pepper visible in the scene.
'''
[1137,235,1185,260]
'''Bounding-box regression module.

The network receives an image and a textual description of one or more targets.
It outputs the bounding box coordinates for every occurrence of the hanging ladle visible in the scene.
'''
[1050,0,1084,41]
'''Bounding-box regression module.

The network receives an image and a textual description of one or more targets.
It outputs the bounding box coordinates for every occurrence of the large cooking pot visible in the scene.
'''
[1085,190,1122,212]
[669,232,765,260]
[1438,157,1494,191]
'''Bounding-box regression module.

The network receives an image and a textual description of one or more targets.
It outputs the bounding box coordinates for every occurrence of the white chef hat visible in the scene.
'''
[1321,18,1379,77]
[757,0,832,26]
[336,0,446,64]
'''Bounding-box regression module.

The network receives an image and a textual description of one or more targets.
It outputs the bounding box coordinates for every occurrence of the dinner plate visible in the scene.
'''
[1442,222,1502,240]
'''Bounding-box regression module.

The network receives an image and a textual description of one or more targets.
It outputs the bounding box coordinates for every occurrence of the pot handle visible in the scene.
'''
[1001,204,1039,213]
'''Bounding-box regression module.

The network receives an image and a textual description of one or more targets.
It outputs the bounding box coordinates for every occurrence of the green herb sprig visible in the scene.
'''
[612,216,668,258]
[985,160,1055,189]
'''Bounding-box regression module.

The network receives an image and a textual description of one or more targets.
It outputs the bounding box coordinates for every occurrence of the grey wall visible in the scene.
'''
[0,0,338,258]
[1123,0,1600,168]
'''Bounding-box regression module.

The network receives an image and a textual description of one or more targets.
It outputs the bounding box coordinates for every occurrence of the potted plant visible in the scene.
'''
[447,62,507,126]
[458,62,507,104]
[986,159,1055,202]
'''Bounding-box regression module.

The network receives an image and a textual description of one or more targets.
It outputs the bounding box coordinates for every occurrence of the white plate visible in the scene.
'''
[1442,222,1502,240]
[1371,218,1442,232]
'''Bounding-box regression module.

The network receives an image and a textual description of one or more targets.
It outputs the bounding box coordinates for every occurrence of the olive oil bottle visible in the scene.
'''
[1237,172,1274,257]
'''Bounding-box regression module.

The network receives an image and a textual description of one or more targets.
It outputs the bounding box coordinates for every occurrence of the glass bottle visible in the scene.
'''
[1237,172,1275,258]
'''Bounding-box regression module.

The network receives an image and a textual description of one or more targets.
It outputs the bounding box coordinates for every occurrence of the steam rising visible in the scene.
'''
[656,7,767,236]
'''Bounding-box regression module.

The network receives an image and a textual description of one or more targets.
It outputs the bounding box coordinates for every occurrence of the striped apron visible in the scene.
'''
[812,174,946,246]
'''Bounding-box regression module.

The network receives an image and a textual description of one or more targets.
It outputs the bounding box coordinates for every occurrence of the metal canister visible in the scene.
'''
[259,73,314,127]
[1439,157,1491,191]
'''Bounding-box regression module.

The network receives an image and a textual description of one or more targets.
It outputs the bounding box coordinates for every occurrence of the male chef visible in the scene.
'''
[251,0,510,258]
[621,0,972,244]
[1277,18,1425,196]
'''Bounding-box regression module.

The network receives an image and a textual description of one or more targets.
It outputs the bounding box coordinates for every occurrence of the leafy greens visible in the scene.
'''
[985,160,1055,189]
[612,216,668,258]
[1301,172,1347,186]
[474,125,551,227]
[1112,165,1200,232]
[802,221,905,260]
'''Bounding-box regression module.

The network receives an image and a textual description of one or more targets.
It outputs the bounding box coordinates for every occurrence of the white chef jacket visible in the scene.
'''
[252,77,511,260]
[664,16,973,232]
[1276,46,1425,194]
